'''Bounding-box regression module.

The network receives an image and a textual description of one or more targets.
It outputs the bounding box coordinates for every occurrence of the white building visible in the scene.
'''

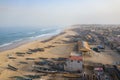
[64,56,83,72]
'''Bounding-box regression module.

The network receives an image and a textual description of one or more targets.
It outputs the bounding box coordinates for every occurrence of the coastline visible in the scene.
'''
[0,30,63,52]
[0,26,120,80]
[0,27,76,80]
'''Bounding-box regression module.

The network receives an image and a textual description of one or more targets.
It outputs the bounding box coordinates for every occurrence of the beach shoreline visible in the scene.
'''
[0,31,63,52]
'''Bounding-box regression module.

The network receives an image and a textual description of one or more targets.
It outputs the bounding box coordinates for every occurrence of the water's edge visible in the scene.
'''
[0,30,62,52]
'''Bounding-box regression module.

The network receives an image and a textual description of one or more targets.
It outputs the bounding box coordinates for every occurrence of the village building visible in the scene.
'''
[64,55,83,72]
[78,41,91,55]
[94,67,104,75]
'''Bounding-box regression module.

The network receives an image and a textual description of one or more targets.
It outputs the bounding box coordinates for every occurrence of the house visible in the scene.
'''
[94,67,104,75]
[94,63,104,75]
[78,41,91,55]
[64,56,83,72]
[78,41,91,51]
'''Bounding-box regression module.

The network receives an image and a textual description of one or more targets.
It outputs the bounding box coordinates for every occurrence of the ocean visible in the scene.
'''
[0,26,63,51]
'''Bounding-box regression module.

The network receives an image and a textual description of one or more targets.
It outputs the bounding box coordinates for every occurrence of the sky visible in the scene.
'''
[0,0,120,27]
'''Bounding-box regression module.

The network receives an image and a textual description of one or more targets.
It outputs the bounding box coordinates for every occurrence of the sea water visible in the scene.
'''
[0,26,63,49]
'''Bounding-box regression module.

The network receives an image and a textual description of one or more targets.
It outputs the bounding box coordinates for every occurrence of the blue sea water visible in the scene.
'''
[0,26,62,48]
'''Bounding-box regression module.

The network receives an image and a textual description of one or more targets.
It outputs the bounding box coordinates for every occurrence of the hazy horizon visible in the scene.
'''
[0,0,120,27]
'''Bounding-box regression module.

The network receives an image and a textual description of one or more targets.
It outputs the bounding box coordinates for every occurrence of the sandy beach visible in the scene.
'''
[0,28,77,80]
[0,27,120,80]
